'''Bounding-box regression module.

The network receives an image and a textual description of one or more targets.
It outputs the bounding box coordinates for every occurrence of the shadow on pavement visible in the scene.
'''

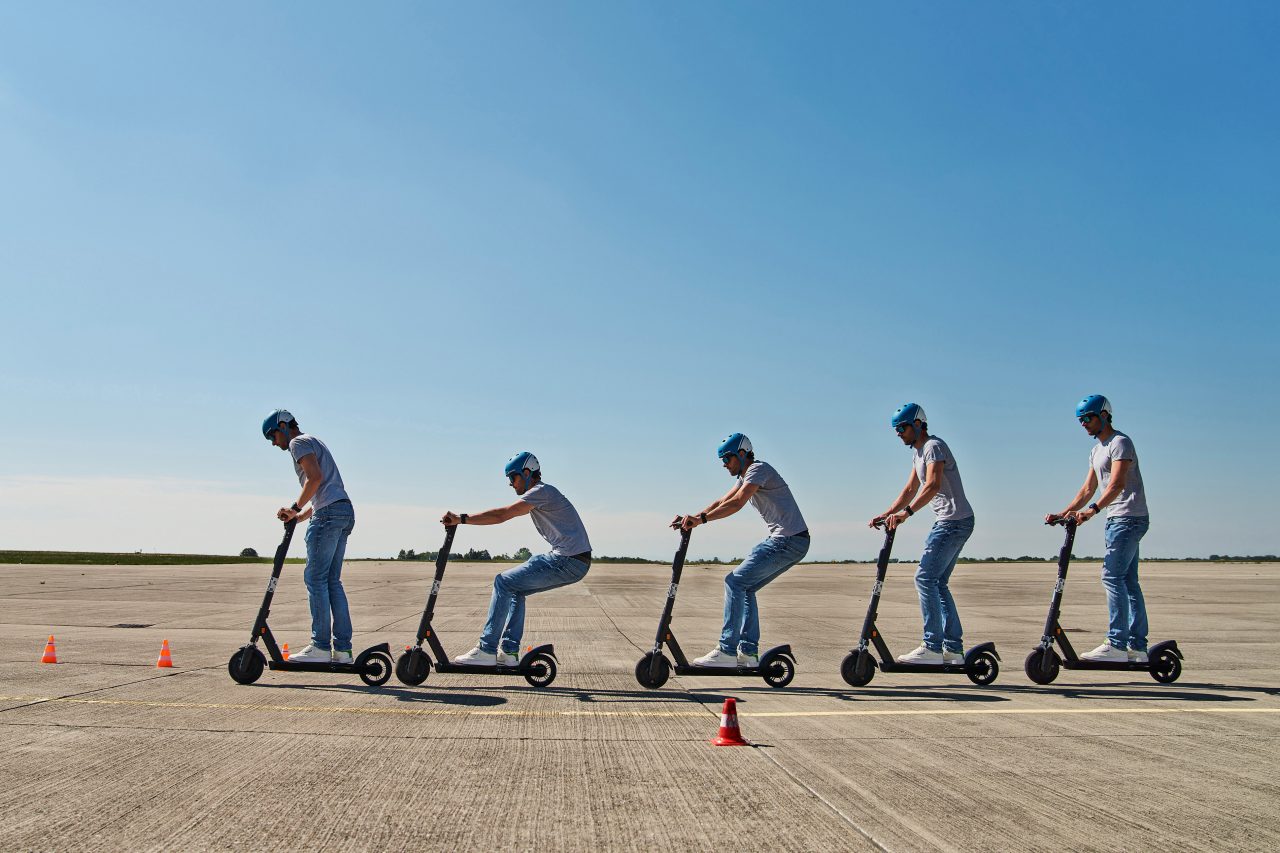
[688,685,1010,704]
[983,682,1261,702]
[252,681,508,707]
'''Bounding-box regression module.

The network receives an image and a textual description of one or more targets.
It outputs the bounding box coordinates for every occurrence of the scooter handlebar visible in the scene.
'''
[1045,515,1077,529]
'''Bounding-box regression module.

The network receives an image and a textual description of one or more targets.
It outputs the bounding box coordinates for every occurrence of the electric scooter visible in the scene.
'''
[394,525,558,688]
[1024,517,1183,685]
[228,519,394,686]
[841,522,1000,687]
[634,527,797,689]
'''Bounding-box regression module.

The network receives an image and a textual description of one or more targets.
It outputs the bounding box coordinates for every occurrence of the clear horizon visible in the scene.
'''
[3,3,1277,562]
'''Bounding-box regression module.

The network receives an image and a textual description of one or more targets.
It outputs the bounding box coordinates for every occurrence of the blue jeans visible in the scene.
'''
[1102,515,1150,651]
[915,516,974,653]
[719,534,810,656]
[479,553,590,655]
[303,501,355,653]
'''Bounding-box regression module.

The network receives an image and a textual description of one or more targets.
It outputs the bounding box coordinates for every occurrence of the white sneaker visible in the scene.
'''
[1082,643,1129,662]
[896,645,944,665]
[496,650,521,667]
[1128,648,1149,664]
[452,646,496,666]
[737,651,759,668]
[289,644,331,663]
[692,649,739,668]
[942,649,966,665]
[332,650,353,664]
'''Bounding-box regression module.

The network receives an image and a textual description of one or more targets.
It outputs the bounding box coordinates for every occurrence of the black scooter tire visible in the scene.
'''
[359,651,394,687]
[635,652,670,689]
[761,653,796,689]
[1024,648,1060,685]
[966,650,1000,686]
[1150,649,1182,684]
[395,648,431,686]
[840,651,875,687]
[228,647,265,685]
[523,651,557,688]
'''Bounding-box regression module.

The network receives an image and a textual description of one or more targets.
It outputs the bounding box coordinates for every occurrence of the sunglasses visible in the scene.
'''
[894,423,911,434]
[1079,414,1098,424]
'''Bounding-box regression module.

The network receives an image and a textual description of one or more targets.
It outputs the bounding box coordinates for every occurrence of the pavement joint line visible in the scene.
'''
[753,743,892,853]
[1,696,1278,718]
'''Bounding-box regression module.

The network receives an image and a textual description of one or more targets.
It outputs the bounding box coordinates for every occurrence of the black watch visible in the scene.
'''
[291,503,300,512]
[460,513,468,524]
[699,512,708,524]
[903,506,914,517]
[1088,503,1101,515]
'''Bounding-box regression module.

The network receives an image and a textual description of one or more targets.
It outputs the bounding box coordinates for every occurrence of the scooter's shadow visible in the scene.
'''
[981,682,1260,702]
[252,681,508,707]
[685,685,1010,704]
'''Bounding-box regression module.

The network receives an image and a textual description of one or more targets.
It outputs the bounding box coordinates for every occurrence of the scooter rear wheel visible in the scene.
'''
[1150,649,1182,684]
[523,652,557,687]
[761,653,796,689]
[635,652,670,689]
[840,651,875,687]
[966,650,1000,686]
[395,648,431,686]
[359,651,394,687]
[1024,648,1060,685]
[228,647,265,685]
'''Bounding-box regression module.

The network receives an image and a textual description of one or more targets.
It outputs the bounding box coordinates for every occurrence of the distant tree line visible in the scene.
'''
[389,548,1278,564]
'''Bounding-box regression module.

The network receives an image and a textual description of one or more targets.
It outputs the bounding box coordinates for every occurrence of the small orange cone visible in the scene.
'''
[40,635,58,664]
[711,697,750,746]
[156,639,174,668]
[282,642,290,660]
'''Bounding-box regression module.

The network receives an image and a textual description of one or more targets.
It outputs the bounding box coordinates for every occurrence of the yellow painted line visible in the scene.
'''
[2,696,1279,719]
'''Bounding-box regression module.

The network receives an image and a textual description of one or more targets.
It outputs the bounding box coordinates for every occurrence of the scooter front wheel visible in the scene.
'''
[1150,649,1182,684]
[761,653,795,689]
[635,652,670,689]
[966,650,1000,686]
[523,652,557,688]
[395,648,431,686]
[228,647,265,685]
[840,651,875,687]
[1024,648,1060,685]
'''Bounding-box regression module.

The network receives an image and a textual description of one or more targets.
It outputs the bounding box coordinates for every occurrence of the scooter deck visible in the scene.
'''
[672,664,775,677]
[432,662,539,675]
[877,661,975,675]
[1061,660,1155,672]
[267,660,361,674]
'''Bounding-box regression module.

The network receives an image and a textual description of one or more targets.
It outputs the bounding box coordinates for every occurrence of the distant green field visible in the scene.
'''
[0,551,303,566]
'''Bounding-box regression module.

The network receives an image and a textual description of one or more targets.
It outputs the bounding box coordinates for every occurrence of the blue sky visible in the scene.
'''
[2,2,1276,561]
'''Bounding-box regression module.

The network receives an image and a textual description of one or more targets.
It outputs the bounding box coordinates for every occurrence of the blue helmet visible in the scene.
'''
[504,451,540,486]
[716,432,752,462]
[890,403,927,429]
[262,409,294,442]
[1075,394,1112,421]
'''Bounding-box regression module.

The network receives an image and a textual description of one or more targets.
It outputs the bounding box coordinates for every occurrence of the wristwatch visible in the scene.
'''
[1087,503,1101,515]
[699,512,708,524]
[291,503,300,512]
[460,513,469,524]
[903,506,914,517]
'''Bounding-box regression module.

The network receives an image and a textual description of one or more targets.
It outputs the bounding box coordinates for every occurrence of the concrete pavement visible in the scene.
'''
[2,557,1277,851]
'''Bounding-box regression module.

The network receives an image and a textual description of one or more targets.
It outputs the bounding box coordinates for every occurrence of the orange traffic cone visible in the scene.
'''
[282,642,290,661]
[156,639,174,668]
[711,697,750,746]
[40,635,58,664]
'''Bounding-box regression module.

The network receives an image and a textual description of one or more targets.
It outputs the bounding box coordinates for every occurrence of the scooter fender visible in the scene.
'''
[1148,639,1182,660]
[964,641,1000,663]
[518,643,557,667]
[759,644,795,664]
[353,643,392,667]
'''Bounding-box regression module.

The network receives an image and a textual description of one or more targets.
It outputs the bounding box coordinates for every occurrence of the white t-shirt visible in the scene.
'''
[517,482,592,556]
[912,436,973,521]
[1090,431,1148,518]
[740,461,808,538]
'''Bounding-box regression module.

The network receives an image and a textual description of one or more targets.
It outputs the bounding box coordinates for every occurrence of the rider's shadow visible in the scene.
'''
[254,681,508,707]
